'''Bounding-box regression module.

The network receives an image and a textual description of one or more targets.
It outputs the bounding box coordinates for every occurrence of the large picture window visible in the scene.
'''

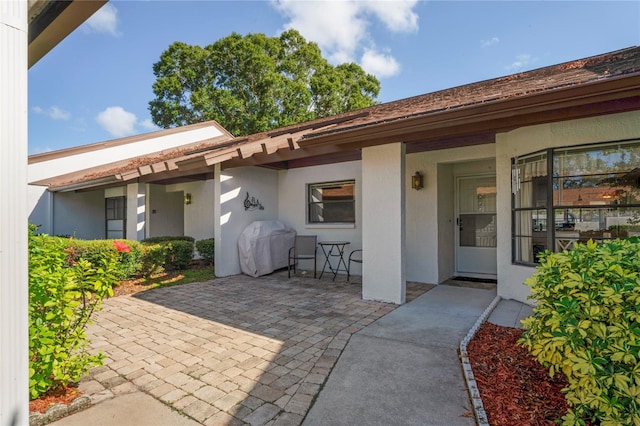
[308,180,355,224]
[513,139,640,264]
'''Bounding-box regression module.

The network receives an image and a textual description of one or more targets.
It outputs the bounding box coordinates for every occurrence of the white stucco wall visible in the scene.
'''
[278,161,363,276]
[496,111,640,303]
[52,191,104,239]
[405,145,496,284]
[28,186,52,233]
[215,166,280,277]
[147,184,184,238]
[167,179,215,241]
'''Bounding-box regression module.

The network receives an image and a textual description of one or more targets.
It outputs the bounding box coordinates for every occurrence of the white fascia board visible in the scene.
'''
[29,125,224,182]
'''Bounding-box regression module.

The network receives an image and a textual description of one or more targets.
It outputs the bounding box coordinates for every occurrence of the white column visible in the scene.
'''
[1,0,29,423]
[127,183,146,240]
[213,164,241,276]
[362,143,406,304]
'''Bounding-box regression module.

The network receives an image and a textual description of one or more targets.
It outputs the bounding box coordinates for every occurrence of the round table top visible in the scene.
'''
[318,241,350,245]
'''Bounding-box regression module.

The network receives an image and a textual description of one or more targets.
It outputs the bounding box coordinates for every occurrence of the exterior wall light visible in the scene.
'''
[411,171,424,190]
[184,193,192,205]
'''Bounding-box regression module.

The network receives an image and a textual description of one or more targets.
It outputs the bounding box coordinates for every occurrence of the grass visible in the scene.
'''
[114,265,214,296]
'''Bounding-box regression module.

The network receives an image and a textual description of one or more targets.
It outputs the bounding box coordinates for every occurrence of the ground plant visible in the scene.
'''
[65,238,142,279]
[142,236,195,271]
[520,238,640,425]
[195,238,214,265]
[28,226,119,399]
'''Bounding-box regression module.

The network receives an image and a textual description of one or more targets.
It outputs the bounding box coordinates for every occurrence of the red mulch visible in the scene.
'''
[467,322,569,425]
[29,385,82,414]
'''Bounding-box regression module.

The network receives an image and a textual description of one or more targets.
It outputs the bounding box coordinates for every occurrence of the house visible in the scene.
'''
[29,47,640,309]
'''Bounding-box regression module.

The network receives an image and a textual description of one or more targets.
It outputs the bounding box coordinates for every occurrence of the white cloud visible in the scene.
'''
[140,119,160,131]
[507,54,533,72]
[96,107,137,137]
[362,1,419,32]
[84,3,120,36]
[271,0,418,78]
[32,105,71,120]
[361,49,400,78]
[481,37,500,48]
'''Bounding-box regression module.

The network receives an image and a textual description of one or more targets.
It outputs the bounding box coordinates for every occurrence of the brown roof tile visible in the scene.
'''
[34,46,640,191]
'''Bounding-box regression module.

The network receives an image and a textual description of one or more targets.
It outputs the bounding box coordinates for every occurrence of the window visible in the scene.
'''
[106,196,126,239]
[308,180,355,224]
[512,140,640,264]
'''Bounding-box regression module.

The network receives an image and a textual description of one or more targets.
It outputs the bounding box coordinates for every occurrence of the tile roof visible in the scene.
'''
[300,46,640,140]
[32,46,640,191]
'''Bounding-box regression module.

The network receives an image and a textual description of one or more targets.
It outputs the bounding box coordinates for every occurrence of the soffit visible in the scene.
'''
[28,0,107,68]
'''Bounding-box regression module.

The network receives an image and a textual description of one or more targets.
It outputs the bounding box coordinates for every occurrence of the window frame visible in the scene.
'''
[512,139,640,266]
[105,196,126,239]
[306,180,356,225]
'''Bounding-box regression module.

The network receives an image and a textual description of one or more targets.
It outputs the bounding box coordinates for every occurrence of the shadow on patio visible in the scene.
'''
[79,271,434,425]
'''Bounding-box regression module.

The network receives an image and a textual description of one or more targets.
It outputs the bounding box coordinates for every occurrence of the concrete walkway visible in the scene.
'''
[304,285,499,426]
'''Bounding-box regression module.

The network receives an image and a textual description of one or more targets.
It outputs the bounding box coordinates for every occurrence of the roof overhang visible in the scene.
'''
[29,0,107,68]
[297,73,640,150]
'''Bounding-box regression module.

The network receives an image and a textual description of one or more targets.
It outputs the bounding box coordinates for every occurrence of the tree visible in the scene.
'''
[149,29,380,136]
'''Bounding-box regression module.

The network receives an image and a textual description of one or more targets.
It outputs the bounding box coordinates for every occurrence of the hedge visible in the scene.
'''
[195,238,214,265]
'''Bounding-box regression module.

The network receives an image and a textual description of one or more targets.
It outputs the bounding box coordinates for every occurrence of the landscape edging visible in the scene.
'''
[459,295,502,426]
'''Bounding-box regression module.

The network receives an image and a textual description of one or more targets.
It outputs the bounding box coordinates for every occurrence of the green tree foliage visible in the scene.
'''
[149,29,380,136]
[520,238,640,425]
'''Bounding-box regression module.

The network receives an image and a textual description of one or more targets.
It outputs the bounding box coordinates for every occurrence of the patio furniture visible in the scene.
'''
[318,241,350,281]
[288,235,318,278]
[347,249,362,281]
[555,231,580,251]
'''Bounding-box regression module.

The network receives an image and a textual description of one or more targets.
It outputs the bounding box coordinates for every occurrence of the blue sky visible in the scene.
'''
[28,0,640,155]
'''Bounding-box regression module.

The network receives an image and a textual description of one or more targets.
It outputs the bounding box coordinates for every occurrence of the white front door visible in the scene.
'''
[456,175,497,277]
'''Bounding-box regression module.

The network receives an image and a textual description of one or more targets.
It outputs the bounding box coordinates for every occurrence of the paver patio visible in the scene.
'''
[79,271,433,425]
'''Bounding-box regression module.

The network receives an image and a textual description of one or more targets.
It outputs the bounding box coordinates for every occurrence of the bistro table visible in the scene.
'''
[318,241,350,281]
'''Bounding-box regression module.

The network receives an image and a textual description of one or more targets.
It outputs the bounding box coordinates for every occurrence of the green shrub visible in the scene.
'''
[142,235,195,244]
[140,237,194,271]
[140,243,166,277]
[65,239,143,280]
[520,239,640,426]
[165,240,194,270]
[28,226,116,399]
[195,238,215,265]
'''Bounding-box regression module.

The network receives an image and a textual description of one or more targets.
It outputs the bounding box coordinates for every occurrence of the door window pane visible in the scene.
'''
[459,214,496,247]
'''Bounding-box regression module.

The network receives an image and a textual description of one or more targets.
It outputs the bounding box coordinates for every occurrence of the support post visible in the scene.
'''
[361,143,406,304]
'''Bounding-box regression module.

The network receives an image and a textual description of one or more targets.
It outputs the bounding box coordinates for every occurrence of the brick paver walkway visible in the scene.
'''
[79,272,433,425]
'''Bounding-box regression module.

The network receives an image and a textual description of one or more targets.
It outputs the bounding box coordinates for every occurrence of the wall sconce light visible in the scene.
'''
[184,193,192,205]
[411,171,424,190]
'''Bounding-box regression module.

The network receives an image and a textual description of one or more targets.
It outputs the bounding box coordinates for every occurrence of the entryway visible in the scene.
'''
[455,175,497,278]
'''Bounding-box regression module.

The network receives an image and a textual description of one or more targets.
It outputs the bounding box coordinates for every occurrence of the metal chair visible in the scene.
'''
[288,235,317,278]
[347,249,362,281]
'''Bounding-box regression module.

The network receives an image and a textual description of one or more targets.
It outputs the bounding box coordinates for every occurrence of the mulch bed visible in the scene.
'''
[467,322,569,425]
[29,385,82,414]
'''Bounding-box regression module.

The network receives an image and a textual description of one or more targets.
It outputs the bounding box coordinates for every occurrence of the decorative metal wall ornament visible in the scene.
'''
[244,192,264,211]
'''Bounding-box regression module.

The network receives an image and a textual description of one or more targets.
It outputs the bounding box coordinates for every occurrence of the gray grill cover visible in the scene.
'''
[238,221,296,277]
